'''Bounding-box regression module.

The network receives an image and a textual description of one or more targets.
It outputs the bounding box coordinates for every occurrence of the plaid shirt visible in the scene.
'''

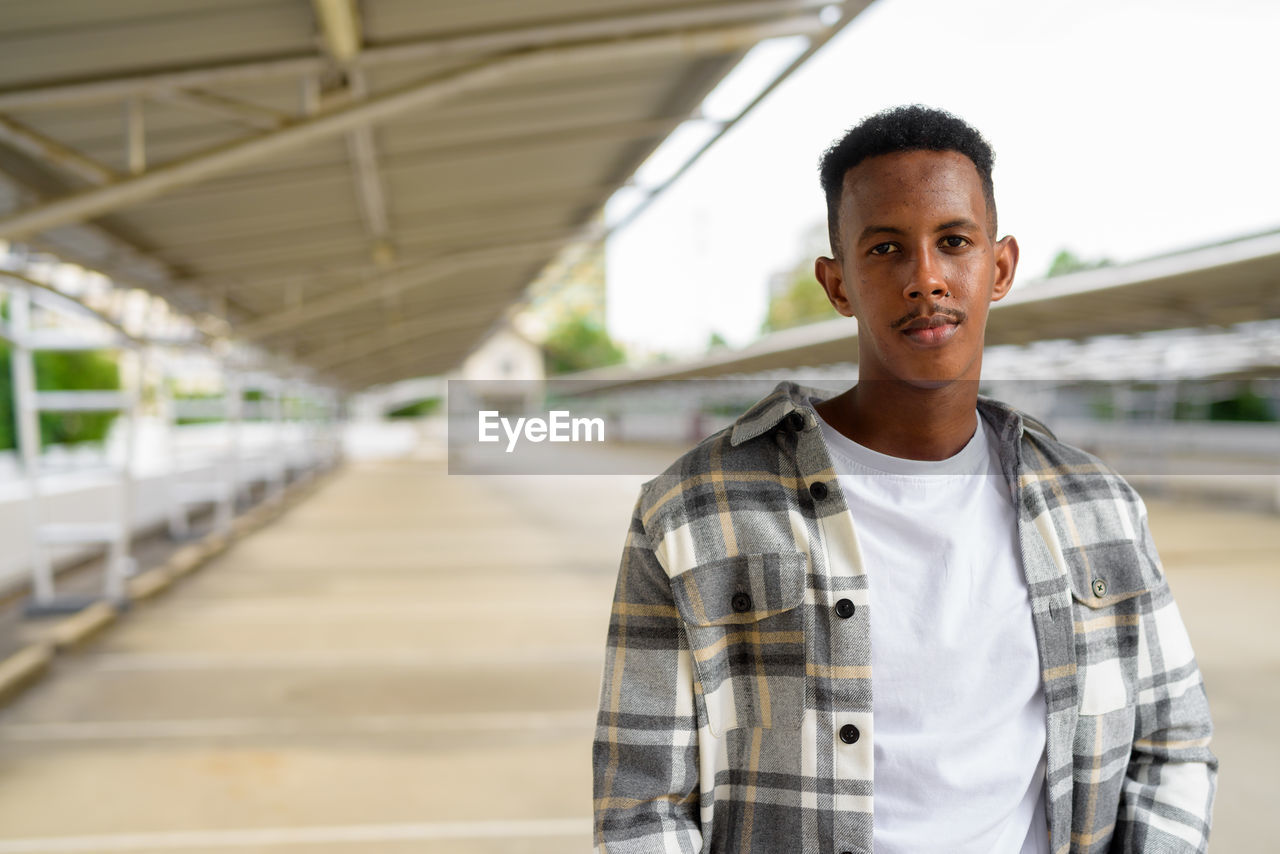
[593,380,1217,853]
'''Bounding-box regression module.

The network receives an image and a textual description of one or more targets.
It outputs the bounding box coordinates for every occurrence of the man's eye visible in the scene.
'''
[941,235,969,248]
[869,243,896,255]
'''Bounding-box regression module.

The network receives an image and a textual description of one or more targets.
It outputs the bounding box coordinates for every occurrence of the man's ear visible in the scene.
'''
[990,235,1019,302]
[815,255,856,317]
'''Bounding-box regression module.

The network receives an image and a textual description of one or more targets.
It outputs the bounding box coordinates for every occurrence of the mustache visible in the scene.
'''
[891,306,966,330]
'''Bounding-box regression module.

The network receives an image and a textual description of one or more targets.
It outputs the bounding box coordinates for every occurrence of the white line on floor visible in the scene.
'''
[0,710,595,742]
[146,600,605,619]
[85,647,604,671]
[0,818,591,852]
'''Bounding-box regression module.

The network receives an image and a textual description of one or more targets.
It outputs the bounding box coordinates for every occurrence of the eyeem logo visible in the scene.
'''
[478,410,605,453]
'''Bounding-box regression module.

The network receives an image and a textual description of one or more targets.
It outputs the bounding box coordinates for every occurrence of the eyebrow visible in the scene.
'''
[857,219,982,243]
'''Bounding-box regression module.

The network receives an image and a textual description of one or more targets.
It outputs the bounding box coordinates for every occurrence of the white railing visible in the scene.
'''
[0,273,344,611]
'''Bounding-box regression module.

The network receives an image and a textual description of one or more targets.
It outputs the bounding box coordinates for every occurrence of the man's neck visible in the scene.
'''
[813,379,980,461]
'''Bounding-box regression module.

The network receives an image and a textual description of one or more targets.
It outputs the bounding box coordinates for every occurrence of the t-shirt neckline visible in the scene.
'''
[808,396,989,478]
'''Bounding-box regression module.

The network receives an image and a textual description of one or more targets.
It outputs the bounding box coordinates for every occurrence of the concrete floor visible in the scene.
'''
[1141,497,1280,852]
[0,503,228,661]
[0,455,1272,852]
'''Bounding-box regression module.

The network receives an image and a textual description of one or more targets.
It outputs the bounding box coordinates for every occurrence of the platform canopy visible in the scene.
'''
[0,0,864,389]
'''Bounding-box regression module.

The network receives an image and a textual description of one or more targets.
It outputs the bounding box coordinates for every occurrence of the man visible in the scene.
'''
[592,105,1216,853]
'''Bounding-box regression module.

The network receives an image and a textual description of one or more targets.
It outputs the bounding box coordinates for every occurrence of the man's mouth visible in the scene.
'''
[899,314,961,346]
[902,323,958,345]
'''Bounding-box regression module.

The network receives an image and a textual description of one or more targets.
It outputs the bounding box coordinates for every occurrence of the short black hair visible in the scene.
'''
[817,104,997,257]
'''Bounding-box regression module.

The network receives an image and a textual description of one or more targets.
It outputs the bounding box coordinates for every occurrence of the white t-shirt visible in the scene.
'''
[813,402,1049,854]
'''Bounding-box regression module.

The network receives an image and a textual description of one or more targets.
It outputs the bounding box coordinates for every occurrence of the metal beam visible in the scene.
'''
[0,151,221,321]
[299,75,322,116]
[0,269,141,345]
[0,114,119,185]
[344,70,393,268]
[165,220,571,286]
[152,88,290,131]
[115,114,675,224]
[125,96,146,175]
[0,1,837,110]
[0,15,827,241]
[237,231,588,341]
[388,113,683,162]
[312,0,363,64]
[27,228,207,319]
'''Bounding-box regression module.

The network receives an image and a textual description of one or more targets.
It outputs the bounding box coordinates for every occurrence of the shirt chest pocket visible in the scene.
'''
[670,552,808,736]
[1067,544,1151,716]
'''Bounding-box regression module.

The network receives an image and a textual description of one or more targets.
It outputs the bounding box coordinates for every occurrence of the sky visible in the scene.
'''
[604,0,1280,359]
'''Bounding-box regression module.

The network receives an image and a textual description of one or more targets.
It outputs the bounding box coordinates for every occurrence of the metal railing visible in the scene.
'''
[0,273,343,613]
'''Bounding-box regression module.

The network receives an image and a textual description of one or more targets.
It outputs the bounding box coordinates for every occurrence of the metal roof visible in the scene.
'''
[557,227,1280,392]
[0,0,865,389]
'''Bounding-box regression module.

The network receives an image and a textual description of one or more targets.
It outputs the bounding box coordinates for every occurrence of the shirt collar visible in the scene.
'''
[729,380,831,446]
[728,379,1036,453]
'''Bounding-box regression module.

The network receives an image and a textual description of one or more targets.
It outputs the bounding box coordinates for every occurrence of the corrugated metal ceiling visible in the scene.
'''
[0,0,864,388]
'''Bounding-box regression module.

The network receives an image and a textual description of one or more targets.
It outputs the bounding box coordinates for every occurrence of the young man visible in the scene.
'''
[592,105,1217,853]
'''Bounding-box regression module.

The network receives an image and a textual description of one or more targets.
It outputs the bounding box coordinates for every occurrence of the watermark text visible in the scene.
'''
[478,410,606,452]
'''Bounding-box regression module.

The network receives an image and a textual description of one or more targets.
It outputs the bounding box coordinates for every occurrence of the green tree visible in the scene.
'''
[0,340,13,451]
[761,264,835,333]
[706,331,729,351]
[1,293,122,449]
[1046,249,1113,278]
[388,397,442,418]
[0,343,121,450]
[761,221,838,334]
[541,315,626,375]
[1207,387,1276,422]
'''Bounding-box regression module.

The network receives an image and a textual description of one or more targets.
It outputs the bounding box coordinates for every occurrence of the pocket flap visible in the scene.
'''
[1067,541,1150,610]
[671,552,807,627]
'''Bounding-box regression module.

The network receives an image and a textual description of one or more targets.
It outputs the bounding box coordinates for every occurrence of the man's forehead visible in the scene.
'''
[838,149,987,224]
[844,149,983,203]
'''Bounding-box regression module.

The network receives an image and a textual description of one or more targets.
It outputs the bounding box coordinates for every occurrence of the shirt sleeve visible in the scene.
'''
[592,487,703,853]
[1112,498,1219,852]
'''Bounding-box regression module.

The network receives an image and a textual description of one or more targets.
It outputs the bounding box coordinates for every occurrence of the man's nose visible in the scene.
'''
[902,249,948,300]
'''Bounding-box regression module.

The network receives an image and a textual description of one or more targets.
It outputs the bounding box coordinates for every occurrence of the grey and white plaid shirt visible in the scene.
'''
[592,380,1217,853]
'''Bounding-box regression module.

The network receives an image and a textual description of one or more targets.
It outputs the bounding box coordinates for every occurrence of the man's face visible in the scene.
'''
[814,149,1018,389]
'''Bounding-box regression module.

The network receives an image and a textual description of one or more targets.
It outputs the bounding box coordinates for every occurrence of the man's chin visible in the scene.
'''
[855,350,982,392]
[898,376,963,391]
[872,373,981,393]
[904,377,955,390]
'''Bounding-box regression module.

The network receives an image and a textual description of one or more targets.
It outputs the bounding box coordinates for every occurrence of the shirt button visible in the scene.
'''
[731,592,752,613]
[835,598,855,619]
[1092,578,1108,597]
[786,411,806,431]
[839,723,860,744]
[808,481,829,501]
